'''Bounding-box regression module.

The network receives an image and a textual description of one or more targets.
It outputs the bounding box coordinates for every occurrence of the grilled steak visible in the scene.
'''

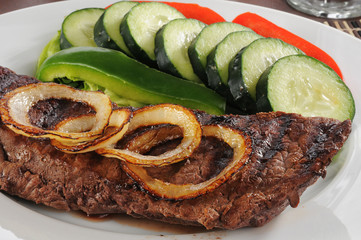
[0,66,352,230]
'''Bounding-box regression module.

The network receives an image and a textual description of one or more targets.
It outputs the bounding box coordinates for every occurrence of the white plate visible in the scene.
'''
[0,0,360,239]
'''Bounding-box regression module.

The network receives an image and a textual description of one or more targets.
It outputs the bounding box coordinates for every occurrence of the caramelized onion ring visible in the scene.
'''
[0,83,112,142]
[97,104,202,167]
[121,125,252,200]
[0,82,252,199]
[51,108,131,153]
[123,125,182,154]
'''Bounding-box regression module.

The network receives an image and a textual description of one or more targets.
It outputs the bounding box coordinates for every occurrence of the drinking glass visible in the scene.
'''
[286,0,361,19]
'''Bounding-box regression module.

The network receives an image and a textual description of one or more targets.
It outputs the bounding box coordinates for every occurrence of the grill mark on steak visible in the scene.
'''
[144,136,233,185]
[0,66,352,230]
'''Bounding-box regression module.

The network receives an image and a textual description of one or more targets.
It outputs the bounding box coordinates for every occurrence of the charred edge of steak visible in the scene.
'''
[0,66,353,230]
[0,67,38,98]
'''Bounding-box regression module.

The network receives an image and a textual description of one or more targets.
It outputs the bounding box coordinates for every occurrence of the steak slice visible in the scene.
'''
[0,66,352,230]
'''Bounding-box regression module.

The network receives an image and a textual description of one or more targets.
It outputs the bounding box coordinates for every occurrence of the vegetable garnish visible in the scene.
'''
[232,12,343,79]
[97,104,202,167]
[120,2,185,66]
[188,22,253,83]
[95,1,139,55]
[0,83,113,143]
[158,1,226,24]
[256,55,355,121]
[36,1,354,121]
[60,8,105,49]
[227,38,303,113]
[155,18,206,83]
[36,47,225,115]
[132,1,226,24]
[121,124,251,200]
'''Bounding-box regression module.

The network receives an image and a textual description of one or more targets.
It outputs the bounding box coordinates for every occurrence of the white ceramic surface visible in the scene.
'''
[0,0,360,239]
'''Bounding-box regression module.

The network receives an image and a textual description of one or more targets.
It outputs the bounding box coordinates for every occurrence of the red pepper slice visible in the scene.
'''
[160,2,225,24]
[106,1,225,25]
[233,12,343,79]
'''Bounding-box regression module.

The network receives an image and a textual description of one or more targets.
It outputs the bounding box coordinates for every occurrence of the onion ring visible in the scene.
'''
[96,104,202,167]
[121,125,252,200]
[122,125,182,154]
[0,83,112,142]
[0,82,252,199]
[51,108,132,153]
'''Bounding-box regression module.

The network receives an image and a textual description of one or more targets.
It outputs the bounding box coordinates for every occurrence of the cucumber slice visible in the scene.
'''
[94,1,138,55]
[206,31,262,94]
[228,38,303,110]
[60,8,104,49]
[155,18,206,83]
[256,55,355,121]
[120,2,185,66]
[188,22,252,83]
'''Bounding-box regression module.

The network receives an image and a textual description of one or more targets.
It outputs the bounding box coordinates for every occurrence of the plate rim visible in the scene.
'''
[0,0,360,239]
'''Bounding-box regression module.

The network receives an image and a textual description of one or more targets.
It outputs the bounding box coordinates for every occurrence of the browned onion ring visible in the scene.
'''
[51,108,131,153]
[121,124,252,200]
[96,104,202,167]
[121,125,182,154]
[0,83,112,142]
[0,82,253,199]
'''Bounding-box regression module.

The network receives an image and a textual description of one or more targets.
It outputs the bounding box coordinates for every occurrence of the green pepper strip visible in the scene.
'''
[36,47,225,115]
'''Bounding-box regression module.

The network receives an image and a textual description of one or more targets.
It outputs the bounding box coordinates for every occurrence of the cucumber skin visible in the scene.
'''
[206,50,227,92]
[206,50,241,105]
[227,50,257,113]
[36,47,226,115]
[93,13,121,51]
[255,66,272,112]
[188,41,209,85]
[206,51,241,110]
[59,33,73,50]
[154,26,183,79]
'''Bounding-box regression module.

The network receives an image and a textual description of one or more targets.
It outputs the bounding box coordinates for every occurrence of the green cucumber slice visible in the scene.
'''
[188,22,252,83]
[256,55,355,121]
[228,38,303,110]
[94,1,138,55]
[155,18,206,83]
[120,2,185,66]
[60,8,104,49]
[206,31,262,94]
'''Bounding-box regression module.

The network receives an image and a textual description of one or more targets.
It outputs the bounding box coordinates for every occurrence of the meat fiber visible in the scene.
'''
[0,66,352,230]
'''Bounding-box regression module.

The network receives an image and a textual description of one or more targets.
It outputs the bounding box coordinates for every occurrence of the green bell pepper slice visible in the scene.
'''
[36,47,225,115]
